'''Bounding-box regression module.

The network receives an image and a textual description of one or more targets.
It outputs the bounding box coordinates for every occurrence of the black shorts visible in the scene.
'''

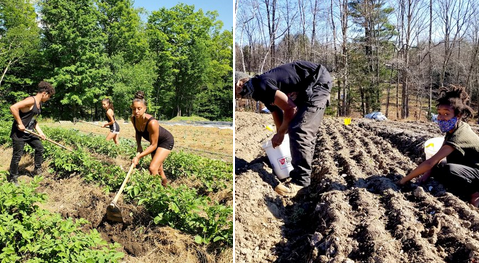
[154,126,174,152]
[109,122,120,134]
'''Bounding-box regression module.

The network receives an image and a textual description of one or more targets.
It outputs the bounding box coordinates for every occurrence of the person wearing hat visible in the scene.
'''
[235,61,332,196]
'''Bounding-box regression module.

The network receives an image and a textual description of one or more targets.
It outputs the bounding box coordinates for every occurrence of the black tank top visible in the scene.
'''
[133,117,155,142]
[105,110,116,123]
[11,96,41,140]
[133,116,170,140]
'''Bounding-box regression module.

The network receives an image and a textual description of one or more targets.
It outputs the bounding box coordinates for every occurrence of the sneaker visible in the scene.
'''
[32,168,43,176]
[7,173,19,186]
[274,182,304,197]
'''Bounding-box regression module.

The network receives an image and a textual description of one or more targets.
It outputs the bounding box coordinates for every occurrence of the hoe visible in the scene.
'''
[73,118,108,128]
[25,129,73,152]
[106,155,138,222]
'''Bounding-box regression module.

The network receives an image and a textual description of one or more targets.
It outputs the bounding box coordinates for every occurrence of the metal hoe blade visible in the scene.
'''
[105,155,138,223]
[106,202,123,222]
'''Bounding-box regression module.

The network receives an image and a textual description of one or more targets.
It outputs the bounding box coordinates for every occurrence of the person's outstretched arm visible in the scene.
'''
[398,145,454,185]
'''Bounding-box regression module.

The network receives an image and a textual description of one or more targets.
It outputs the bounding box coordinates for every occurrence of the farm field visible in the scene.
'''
[0,121,233,262]
[235,111,479,262]
[48,120,233,162]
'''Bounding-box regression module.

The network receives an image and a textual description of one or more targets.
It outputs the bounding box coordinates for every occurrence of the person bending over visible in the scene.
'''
[130,91,174,187]
[9,81,55,184]
[235,61,332,196]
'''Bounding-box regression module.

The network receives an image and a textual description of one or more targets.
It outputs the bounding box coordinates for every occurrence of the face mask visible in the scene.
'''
[437,116,458,133]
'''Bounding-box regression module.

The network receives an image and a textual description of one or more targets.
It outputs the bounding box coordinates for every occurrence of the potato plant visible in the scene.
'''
[0,176,124,262]
[24,127,233,246]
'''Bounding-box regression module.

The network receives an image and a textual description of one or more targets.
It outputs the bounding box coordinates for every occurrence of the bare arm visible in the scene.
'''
[398,144,454,185]
[10,97,35,132]
[103,109,115,127]
[271,90,297,148]
[271,111,282,132]
[131,117,143,152]
[132,119,159,165]
[34,122,46,140]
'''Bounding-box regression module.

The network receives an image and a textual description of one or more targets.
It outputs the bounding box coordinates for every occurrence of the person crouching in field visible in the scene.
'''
[101,97,120,145]
[9,81,55,184]
[398,85,479,207]
[130,91,174,187]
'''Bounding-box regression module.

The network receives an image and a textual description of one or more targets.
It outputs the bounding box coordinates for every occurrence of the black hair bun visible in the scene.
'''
[135,91,145,100]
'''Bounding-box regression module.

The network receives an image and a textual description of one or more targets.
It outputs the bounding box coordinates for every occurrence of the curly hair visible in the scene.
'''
[38,81,55,96]
[436,84,474,121]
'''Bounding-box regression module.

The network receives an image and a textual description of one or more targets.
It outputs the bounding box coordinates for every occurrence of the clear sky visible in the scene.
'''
[132,0,233,30]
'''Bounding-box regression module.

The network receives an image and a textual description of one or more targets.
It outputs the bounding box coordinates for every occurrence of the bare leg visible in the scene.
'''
[149,147,171,187]
[113,133,119,145]
[106,132,117,144]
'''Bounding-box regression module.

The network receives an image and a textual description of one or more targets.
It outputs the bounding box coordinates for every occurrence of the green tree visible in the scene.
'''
[147,4,232,120]
[0,0,39,87]
[0,0,40,120]
[196,29,233,120]
[96,0,154,120]
[110,54,157,120]
[40,0,108,120]
[97,0,148,63]
[349,0,395,115]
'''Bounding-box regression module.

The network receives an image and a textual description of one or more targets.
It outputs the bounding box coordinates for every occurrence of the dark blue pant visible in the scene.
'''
[432,162,479,198]
[9,137,44,178]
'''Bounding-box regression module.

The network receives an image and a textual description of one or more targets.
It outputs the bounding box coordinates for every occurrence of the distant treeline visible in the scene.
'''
[236,0,479,120]
[0,0,233,121]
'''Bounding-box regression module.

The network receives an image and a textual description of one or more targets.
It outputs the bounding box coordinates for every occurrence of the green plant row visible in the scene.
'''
[164,151,233,193]
[43,126,233,193]
[124,171,232,245]
[37,134,233,246]
[1,124,233,246]
[0,174,124,262]
[42,127,134,158]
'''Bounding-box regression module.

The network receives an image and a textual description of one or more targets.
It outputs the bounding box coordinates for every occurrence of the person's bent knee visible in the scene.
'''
[149,165,160,175]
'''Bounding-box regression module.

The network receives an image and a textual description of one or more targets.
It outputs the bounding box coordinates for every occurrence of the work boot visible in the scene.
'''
[7,173,19,186]
[274,182,304,197]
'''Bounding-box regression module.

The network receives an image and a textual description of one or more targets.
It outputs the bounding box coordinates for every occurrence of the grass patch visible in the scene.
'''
[169,116,210,122]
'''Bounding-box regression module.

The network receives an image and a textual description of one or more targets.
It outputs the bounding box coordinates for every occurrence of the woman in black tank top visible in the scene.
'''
[130,91,174,187]
[8,81,55,184]
[101,98,120,145]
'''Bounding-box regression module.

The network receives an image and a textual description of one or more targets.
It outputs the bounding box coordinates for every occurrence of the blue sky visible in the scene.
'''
[132,0,233,30]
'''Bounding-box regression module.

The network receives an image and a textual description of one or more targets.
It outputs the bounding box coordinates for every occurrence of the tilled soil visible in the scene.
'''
[235,112,479,263]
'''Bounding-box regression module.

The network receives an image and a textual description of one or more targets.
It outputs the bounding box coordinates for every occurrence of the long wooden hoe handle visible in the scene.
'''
[25,129,73,152]
[112,154,139,204]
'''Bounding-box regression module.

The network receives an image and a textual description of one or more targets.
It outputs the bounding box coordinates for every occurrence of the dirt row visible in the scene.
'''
[235,112,479,263]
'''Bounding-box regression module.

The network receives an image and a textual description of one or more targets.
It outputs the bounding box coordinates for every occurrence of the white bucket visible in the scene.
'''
[424,137,444,160]
[262,134,294,179]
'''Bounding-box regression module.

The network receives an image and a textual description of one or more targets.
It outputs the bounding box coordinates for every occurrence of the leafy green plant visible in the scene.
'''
[0,177,124,262]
